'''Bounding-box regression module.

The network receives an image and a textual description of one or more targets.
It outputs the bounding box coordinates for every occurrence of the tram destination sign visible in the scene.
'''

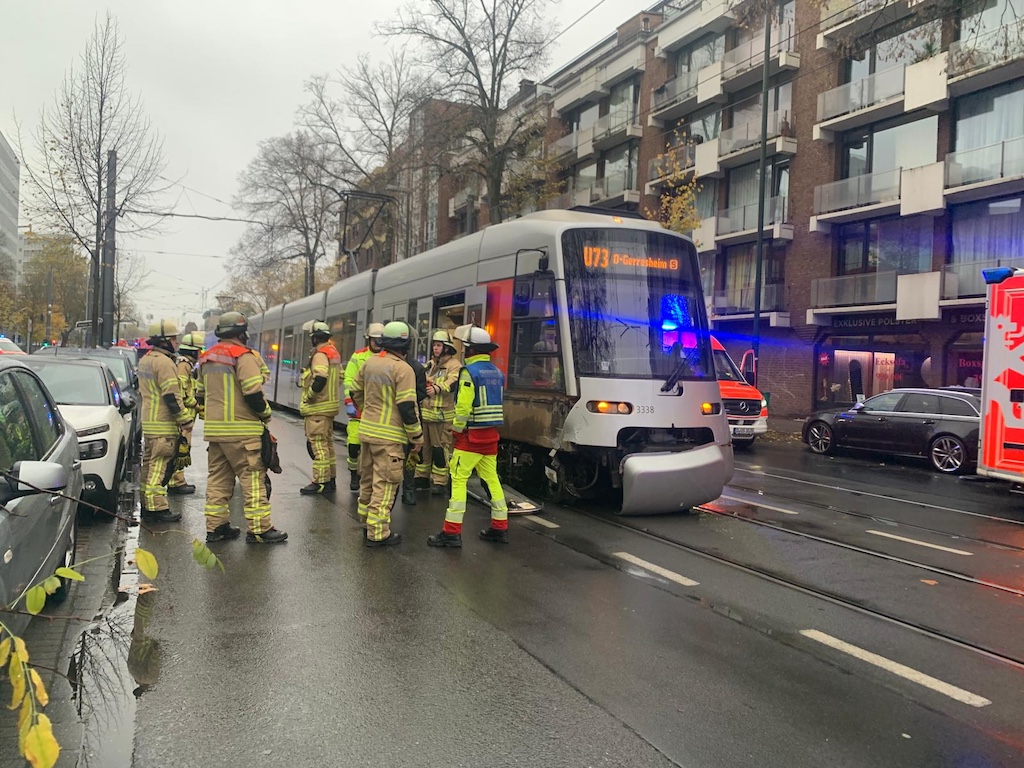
[583,246,679,273]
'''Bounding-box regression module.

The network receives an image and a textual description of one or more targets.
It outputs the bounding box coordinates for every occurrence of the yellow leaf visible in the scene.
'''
[26,586,47,615]
[24,714,60,768]
[29,668,48,707]
[0,637,10,666]
[9,655,25,710]
[54,567,84,582]
[14,637,29,663]
[18,694,31,739]
[135,549,158,580]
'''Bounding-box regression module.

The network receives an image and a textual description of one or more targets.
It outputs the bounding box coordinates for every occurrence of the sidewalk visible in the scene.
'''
[768,416,806,435]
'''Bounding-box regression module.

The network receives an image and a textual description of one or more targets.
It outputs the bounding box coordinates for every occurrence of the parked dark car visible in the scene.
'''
[802,388,981,475]
[0,357,84,635]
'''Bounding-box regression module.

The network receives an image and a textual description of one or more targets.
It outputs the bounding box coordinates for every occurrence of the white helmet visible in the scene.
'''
[454,324,497,352]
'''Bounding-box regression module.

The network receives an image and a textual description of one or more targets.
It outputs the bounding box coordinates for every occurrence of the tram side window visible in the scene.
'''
[328,312,358,363]
[282,329,298,383]
[509,275,563,391]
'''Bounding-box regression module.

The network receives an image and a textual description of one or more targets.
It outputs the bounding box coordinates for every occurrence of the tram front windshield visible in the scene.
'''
[562,228,713,381]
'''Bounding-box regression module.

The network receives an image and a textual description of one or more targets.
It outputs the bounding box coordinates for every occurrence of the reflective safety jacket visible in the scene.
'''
[351,351,422,445]
[421,354,461,422]
[175,356,198,421]
[455,355,505,431]
[300,340,341,417]
[344,347,373,418]
[198,339,269,442]
[139,347,187,437]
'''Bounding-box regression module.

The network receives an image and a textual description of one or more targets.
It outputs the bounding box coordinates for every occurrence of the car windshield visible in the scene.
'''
[0,338,23,352]
[561,228,713,381]
[74,352,131,389]
[28,362,108,406]
[713,349,745,383]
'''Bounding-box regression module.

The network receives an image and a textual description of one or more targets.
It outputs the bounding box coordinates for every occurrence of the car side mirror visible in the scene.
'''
[2,460,69,499]
[851,402,866,412]
[743,371,756,387]
[120,392,137,413]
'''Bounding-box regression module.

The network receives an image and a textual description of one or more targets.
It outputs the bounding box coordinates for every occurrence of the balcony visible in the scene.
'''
[651,71,699,122]
[592,110,643,150]
[448,187,479,219]
[817,0,933,50]
[943,257,1024,300]
[593,170,640,206]
[656,0,734,56]
[948,21,1024,93]
[715,195,793,245]
[645,142,697,194]
[721,22,800,92]
[811,271,897,309]
[945,136,1024,202]
[717,110,797,170]
[814,65,906,140]
[548,133,577,161]
[813,168,902,220]
[712,283,786,316]
[544,188,595,210]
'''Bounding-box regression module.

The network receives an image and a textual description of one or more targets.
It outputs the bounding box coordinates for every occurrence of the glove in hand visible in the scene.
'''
[174,439,191,471]
[346,403,358,418]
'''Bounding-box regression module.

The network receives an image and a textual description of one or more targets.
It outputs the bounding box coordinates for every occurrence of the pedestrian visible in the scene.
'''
[343,323,385,492]
[299,320,342,495]
[428,325,509,548]
[417,330,461,495]
[350,321,424,547]
[138,319,190,523]
[401,348,429,506]
[167,331,203,496]
[197,311,288,544]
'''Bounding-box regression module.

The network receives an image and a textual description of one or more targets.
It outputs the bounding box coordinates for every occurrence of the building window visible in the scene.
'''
[608,78,640,122]
[955,79,1024,151]
[951,195,1024,264]
[845,18,942,82]
[670,106,722,144]
[675,32,725,76]
[836,216,933,275]
[959,0,1023,41]
[722,242,785,296]
[725,159,790,209]
[842,115,938,177]
[571,102,600,133]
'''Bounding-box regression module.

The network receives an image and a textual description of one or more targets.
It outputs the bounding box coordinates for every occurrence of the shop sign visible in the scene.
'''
[829,309,985,330]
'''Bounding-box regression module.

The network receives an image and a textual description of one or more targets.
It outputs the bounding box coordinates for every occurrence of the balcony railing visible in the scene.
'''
[813,168,901,215]
[592,109,638,142]
[722,22,795,79]
[719,110,790,155]
[943,257,1024,299]
[717,195,787,235]
[545,190,574,210]
[648,142,698,181]
[945,135,1024,188]
[548,133,576,158]
[712,283,785,315]
[820,0,893,32]
[653,71,699,111]
[949,21,1024,78]
[811,271,897,308]
[596,170,637,200]
[817,64,905,122]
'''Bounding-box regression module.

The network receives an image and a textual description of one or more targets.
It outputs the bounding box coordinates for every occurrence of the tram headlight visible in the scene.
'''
[587,400,633,415]
[701,402,722,415]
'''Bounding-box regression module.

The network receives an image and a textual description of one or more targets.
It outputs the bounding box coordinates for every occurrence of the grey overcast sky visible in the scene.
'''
[2,0,656,328]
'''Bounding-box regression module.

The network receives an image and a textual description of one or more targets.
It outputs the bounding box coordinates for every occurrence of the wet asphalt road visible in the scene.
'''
[93,418,1024,767]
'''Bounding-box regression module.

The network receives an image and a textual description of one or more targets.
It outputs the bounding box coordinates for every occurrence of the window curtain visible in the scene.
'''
[956,81,1024,151]
[952,196,1024,263]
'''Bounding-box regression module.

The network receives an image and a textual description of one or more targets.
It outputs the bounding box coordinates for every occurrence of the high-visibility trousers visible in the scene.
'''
[442,448,508,535]
[357,441,403,542]
[141,435,176,511]
[204,439,273,534]
[416,420,452,487]
[169,423,193,488]
[346,418,361,471]
[305,415,336,483]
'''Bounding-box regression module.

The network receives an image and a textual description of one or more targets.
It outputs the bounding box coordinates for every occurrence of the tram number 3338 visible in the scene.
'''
[635,405,655,414]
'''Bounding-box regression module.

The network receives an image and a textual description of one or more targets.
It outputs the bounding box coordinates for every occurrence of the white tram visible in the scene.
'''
[250,209,733,513]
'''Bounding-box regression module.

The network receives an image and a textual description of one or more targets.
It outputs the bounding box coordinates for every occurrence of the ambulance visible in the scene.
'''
[711,336,769,448]
[978,267,1024,482]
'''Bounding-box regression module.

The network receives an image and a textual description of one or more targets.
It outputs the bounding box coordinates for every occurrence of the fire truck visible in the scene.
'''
[978,267,1024,482]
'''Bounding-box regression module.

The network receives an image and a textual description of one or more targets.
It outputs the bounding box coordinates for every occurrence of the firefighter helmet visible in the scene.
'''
[148,319,179,339]
[215,311,248,339]
[308,320,331,339]
[179,332,204,352]
[379,321,411,352]
[454,324,498,353]
[431,329,456,355]
[365,322,385,340]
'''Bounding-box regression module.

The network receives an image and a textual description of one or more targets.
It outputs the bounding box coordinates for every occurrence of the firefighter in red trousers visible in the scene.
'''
[427,325,509,548]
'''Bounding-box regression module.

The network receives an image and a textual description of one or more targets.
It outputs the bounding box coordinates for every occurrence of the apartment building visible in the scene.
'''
[0,131,19,277]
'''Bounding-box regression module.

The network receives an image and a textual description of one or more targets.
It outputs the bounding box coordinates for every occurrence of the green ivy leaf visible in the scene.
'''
[54,567,84,582]
[135,549,158,580]
[25,587,46,616]
[42,577,61,596]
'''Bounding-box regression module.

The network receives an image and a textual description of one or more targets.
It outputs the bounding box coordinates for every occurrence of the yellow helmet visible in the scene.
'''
[148,318,179,339]
[179,332,204,352]
[431,330,452,344]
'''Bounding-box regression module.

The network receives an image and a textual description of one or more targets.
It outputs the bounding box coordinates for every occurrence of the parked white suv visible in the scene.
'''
[24,358,131,515]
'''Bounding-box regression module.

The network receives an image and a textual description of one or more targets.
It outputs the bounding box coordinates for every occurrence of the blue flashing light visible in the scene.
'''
[983,266,1018,285]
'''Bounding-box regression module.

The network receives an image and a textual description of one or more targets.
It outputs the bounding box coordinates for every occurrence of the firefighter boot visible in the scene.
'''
[246,528,289,544]
[427,531,462,548]
[365,532,402,548]
[141,508,182,523]
[300,481,333,496]
[206,522,241,543]
[349,470,360,492]
[479,527,509,544]
[167,483,196,496]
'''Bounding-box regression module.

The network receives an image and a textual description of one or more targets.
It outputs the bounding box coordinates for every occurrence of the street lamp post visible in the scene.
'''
[750,7,774,383]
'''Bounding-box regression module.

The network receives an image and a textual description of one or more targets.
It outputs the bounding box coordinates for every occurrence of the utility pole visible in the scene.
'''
[750,9,773,379]
[100,150,118,348]
[44,268,53,343]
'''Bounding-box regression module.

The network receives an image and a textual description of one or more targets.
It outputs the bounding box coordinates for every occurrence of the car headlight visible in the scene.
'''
[79,439,108,460]
[76,424,110,438]
[761,399,768,409]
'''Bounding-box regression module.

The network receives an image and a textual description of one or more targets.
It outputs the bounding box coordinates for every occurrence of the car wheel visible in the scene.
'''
[806,421,835,455]
[733,438,755,450]
[48,514,79,605]
[930,435,968,475]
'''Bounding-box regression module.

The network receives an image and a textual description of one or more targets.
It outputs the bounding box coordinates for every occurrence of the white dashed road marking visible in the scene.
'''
[523,515,559,529]
[612,552,700,587]
[719,494,800,515]
[800,630,991,708]
[865,530,973,556]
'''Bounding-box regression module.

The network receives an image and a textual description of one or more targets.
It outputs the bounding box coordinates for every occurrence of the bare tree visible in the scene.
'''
[17,12,170,342]
[379,0,557,223]
[113,250,149,336]
[233,131,336,296]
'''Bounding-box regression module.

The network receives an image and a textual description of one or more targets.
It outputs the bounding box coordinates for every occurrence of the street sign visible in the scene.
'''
[75,320,91,329]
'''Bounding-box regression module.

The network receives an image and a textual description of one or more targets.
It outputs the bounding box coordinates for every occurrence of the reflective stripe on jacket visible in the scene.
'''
[176,357,198,420]
[351,351,422,445]
[301,340,341,416]
[421,355,461,422]
[198,340,268,441]
[453,355,504,431]
[139,347,185,437]
[344,347,373,414]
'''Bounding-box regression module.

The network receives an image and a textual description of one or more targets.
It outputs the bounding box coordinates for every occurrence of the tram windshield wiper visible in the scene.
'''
[661,358,691,392]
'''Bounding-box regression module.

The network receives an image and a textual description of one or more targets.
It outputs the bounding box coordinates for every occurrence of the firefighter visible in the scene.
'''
[197,311,287,544]
[350,321,423,547]
[299,320,342,495]
[428,325,508,548]
[343,323,385,492]
[138,319,189,523]
[167,332,203,495]
[417,330,461,495]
